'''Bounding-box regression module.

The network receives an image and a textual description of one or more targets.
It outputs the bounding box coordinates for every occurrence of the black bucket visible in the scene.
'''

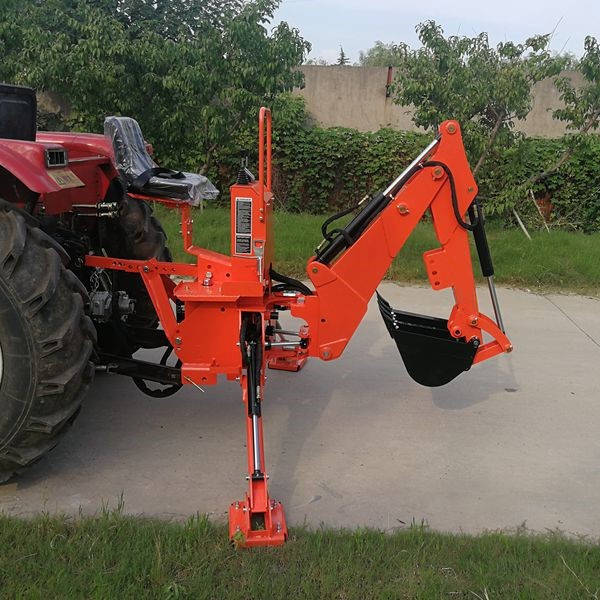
[377,293,478,387]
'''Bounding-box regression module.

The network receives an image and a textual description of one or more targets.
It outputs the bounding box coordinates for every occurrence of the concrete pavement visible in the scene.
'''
[1,282,600,536]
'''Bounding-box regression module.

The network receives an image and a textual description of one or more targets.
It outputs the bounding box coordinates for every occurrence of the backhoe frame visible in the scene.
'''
[85,109,512,547]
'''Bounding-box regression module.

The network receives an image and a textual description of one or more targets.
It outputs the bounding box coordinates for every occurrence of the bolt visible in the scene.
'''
[396,203,410,215]
[432,167,443,179]
[470,316,479,326]
[506,345,514,353]
[447,123,457,134]
[175,336,182,345]
[312,267,319,274]
[142,265,150,273]
[468,187,474,193]
[322,349,331,359]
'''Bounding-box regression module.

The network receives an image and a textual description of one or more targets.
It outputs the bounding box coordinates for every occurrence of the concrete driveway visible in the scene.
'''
[1,282,600,536]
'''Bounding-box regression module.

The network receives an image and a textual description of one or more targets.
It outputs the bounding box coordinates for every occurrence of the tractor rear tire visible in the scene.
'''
[0,208,95,482]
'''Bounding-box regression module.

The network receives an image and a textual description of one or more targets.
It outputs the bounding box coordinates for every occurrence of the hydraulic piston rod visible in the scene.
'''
[316,137,441,264]
[487,276,505,333]
[247,341,263,475]
[468,203,506,333]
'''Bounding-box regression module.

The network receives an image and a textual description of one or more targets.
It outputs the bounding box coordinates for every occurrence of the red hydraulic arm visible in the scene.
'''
[289,120,511,370]
[85,110,512,547]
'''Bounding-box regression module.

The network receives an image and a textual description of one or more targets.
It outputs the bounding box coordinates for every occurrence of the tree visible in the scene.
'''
[489,35,600,220]
[305,57,330,66]
[539,36,600,178]
[555,37,600,133]
[358,41,404,66]
[0,0,310,176]
[391,21,564,174]
[336,46,349,66]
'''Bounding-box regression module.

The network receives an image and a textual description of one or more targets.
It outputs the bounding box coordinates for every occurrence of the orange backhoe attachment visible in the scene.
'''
[85,110,512,547]
[287,120,511,385]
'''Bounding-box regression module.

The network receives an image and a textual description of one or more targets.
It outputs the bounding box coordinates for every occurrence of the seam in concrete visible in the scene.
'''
[543,294,600,350]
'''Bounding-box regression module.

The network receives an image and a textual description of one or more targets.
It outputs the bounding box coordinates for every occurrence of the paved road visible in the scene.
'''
[2,283,600,536]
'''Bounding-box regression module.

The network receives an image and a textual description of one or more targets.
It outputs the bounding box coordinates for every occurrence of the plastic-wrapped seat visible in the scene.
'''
[104,116,218,207]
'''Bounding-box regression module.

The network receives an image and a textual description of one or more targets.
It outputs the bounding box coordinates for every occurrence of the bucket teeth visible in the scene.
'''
[376,292,478,387]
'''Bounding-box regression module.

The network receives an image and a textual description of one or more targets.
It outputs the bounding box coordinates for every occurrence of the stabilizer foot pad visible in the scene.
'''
[228,496,287,548]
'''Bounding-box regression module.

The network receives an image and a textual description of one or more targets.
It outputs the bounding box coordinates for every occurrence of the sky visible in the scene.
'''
[272,0,600,64]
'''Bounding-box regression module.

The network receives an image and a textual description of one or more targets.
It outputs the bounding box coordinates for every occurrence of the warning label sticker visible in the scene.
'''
[235,197,252,254]
[235,235,252,254]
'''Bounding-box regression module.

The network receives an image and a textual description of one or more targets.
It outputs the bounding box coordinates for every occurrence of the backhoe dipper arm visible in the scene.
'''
[290,120,512,383]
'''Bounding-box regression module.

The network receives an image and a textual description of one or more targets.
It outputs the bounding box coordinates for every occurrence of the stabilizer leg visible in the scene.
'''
[229,327,287,547]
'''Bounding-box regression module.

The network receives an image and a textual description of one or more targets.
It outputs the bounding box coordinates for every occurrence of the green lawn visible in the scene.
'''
[155,205,600,296]
[1,512,599,599]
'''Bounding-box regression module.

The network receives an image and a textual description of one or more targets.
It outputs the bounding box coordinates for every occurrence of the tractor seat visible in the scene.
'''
[104,116,218,207]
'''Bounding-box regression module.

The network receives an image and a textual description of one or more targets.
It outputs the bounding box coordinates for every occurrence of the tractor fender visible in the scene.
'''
[0,141,62,194]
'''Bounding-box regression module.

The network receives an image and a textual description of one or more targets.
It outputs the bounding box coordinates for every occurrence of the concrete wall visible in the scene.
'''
[295,66,582,138]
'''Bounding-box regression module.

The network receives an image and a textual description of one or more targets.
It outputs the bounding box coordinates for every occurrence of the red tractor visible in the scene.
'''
[0,83,511,546]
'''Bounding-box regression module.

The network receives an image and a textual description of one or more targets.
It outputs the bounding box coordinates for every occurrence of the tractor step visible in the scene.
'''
[377,292,478,387]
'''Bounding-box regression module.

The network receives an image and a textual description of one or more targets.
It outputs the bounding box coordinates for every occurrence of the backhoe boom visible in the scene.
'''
[291,120,511,375]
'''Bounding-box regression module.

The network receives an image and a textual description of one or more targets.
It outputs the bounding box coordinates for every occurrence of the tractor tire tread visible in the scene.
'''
[0,208,94,481]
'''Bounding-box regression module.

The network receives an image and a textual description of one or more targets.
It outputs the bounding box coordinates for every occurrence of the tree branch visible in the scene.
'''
[529,106,600,185]
[473,111,504,175]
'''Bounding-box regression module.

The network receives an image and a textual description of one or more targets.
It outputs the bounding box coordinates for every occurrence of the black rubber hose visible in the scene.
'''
[270,267,313,296]
[321,204,360,240]
[422,161,478,232]
[315,191,388,264]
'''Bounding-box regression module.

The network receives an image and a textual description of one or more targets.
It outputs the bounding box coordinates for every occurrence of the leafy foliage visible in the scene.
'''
[271,97,427,212]
[268,97,600,232]
[475,35,600,226]
[358,41,405,66]
[390,21,565,173]
[0,0,310,176]
[478,135,600,232]
[554,36,600,134]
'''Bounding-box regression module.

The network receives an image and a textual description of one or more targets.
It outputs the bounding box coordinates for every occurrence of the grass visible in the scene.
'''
[1,511,599,599]
[156,205,600,296]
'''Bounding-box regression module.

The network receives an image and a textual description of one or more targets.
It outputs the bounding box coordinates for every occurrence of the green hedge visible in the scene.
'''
[266,98,600,232]
[477,137,600,232]
[273,126,427,213]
